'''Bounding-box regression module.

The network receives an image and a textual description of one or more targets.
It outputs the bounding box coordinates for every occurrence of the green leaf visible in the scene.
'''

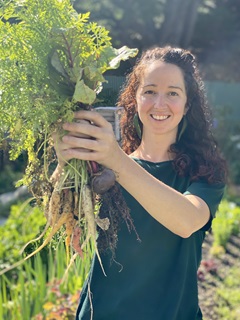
[0,0,138,187]
[83,66,105,83]
[50,50,69,78]
[73,79,96,104]
[109,46,138,69]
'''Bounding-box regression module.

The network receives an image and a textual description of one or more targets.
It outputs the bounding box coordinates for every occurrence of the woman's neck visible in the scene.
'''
[130,140,174,163]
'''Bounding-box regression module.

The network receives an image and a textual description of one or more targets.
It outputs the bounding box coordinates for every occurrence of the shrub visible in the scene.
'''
[213,105,240,185]
[0,244,84,320]
[0,201,89,320]
[211,200,240,251]
[215,267,240,320]
[0,201,46,268]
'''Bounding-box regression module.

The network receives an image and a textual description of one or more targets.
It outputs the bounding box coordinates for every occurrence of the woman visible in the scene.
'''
[55,46,226,319]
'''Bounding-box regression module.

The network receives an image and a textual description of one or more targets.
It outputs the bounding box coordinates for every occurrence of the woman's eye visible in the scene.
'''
[169,91,178,97]
[144,90,155,95]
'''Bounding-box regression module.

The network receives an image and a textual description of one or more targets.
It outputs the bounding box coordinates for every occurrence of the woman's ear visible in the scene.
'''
[184,104,189,115]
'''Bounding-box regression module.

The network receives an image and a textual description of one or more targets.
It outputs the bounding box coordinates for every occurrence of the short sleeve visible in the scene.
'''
[184,181,226,231]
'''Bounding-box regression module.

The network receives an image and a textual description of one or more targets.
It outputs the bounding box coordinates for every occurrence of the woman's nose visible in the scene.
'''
[153,94,165,108]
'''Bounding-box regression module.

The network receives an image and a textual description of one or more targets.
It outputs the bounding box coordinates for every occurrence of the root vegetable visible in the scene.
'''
[47,189,61,225]
[71,226,84,258]
[0,211,73,276]
[0,188,76,275]
[81,184,106,276]
[92,168,116,194]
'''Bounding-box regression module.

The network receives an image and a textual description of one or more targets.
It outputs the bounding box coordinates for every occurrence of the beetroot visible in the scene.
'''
[92,168,116,194]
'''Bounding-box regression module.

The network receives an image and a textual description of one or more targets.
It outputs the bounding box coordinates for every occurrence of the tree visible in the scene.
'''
[73,0,240,80]
[193,0,240,81]
[73,0,164,50]
[159,0,202,47]
[73,0,204,48]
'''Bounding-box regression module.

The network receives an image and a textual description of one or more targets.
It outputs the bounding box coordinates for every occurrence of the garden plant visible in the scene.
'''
[0,0,137,276]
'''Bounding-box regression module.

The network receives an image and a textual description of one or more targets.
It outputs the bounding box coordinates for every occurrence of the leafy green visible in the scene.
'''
[0,0,138,276]
[0,0,138,185]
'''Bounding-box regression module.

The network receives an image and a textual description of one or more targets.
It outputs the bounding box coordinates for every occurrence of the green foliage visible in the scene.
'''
[211,200,240,250]
[0,201,46,267]
[194,0,240,49]
[73,0,165,50]
[0,243,84,320]
[215,267,240,320]
[0,165,23,195]
[0,0,138,186]
[0,200,91,319]
[213,105,240,185]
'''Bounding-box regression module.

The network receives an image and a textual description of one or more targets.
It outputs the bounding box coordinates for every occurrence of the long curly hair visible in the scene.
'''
[118,46,227,184]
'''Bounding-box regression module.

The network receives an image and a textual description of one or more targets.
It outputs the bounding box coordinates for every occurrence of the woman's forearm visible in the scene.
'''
[112,150,210,238]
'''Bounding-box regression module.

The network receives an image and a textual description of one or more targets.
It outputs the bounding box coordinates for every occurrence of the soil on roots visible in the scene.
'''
[97,183,139,259]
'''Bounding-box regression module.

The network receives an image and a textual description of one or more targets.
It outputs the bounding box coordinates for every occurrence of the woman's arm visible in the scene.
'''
[59,110,210,238]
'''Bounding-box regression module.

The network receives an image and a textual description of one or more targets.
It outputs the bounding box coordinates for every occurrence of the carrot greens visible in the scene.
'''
[0,0,138,275]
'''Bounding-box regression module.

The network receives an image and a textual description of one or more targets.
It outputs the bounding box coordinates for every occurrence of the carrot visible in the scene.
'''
[0,172,110,276]
[63,189,77,264]
[73,191,80,219]
[81,184,107,276]
[71,225,84,258]
[0,211,73,276]
[46,188,61,226]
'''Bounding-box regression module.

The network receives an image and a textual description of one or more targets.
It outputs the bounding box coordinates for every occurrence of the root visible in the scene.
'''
[0,165,137,279]
[81,184,106,276]
[0,211,73,276]
[97,183,140,261]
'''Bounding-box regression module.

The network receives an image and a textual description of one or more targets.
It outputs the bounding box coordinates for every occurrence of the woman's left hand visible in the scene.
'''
[61,110,121,170]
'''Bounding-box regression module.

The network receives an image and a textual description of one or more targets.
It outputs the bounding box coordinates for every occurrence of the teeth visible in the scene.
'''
[152,115,168,120]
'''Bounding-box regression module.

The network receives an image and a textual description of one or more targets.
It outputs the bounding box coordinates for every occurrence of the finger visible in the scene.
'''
[56,144,92,165]
[73,119,92,138]
[73,110,108,128]
[61,119,92,139]
[61,148,99,162]
[67,131,92,139]
[62,135,98,152]
[62,121,102,140]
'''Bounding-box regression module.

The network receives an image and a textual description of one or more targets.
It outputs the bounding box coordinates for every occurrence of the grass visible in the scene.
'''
[0,239,91,320]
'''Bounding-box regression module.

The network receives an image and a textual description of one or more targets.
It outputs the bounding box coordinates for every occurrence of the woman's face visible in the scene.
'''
[136,61,187,142]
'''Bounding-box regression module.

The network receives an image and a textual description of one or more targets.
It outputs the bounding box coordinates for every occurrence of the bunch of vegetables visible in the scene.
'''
[0,0,138,275]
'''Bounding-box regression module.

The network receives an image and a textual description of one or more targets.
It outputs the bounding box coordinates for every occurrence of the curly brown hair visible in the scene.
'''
[118,46,227,184]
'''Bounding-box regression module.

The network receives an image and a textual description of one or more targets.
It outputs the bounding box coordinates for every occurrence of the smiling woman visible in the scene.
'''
[134,60,188,160]
[54,46,227,320]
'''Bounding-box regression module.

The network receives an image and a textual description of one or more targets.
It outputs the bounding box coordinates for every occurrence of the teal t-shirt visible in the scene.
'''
[76,160,225,320]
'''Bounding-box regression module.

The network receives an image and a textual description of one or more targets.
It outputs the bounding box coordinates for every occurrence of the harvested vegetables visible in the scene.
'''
[0,0,138,275]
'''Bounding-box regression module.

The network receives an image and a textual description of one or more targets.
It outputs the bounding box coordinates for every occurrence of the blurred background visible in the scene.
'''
[1,1,240,319]
[73,0,240,82]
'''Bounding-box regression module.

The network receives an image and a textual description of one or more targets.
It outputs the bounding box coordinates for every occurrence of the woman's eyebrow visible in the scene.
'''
[142,84,157,88]
[169,85,184,92]
[142,84,184,92]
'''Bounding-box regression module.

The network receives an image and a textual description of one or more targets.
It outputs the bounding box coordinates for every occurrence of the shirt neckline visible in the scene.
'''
[131,157,173,165]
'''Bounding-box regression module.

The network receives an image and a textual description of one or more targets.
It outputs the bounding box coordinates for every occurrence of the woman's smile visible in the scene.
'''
[150,114,170,121]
